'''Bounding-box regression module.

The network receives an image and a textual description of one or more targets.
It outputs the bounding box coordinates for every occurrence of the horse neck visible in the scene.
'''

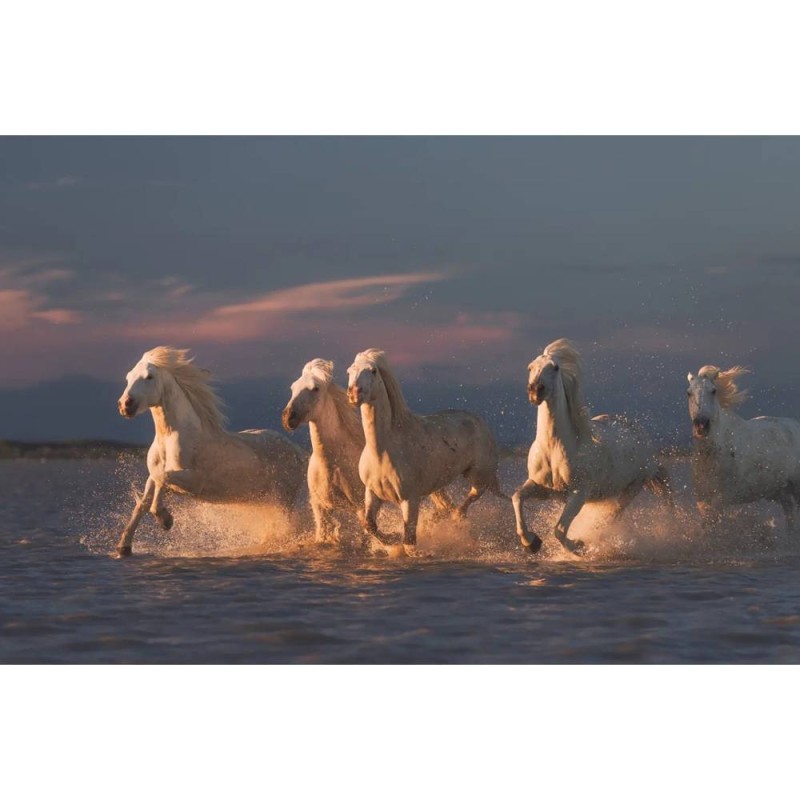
[359,380,395,454]
[308,388,362,458]
[150,374,205,445]
[535,381,581,456]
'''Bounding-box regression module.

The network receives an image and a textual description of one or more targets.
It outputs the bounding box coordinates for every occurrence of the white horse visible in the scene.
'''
[347,348,503,553]
[512,339,671,554]
[116,346,307,556]
[283,358,457,545]
[687,365,800,531]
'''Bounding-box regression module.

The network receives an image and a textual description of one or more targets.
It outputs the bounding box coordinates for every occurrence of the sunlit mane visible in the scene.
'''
[540,338,592,439]
[355,348,412,427]
[303,358,362,439]
[698,364,750,408]
[302,358,335,386]
[144,346,227,430]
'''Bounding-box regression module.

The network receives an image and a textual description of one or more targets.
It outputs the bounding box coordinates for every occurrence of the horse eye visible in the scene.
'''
[312,386,319,392]
[711,388,717,394]
[145,374,153,380]
[371,368,377,375]
[687,390,692,396]
[553,364,559,371]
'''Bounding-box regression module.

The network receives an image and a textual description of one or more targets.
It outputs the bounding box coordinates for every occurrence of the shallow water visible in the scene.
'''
[2,458,800,663]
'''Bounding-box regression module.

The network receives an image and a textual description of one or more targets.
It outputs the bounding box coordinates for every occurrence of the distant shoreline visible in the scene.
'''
[0,440,147,460]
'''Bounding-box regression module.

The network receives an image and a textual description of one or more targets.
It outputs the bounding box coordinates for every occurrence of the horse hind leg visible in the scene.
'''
[453,485,484,520]
[779,489,799,535]
[610,481,644,522]
[453,465,500,520]
[149,483,173,530]
[645,465,675,510]
[430,488,456,520]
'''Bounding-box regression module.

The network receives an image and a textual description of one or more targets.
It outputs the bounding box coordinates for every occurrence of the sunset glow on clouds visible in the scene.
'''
[0,263,524,386]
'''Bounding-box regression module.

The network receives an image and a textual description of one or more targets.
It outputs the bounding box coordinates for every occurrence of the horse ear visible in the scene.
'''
[687,372,694,382]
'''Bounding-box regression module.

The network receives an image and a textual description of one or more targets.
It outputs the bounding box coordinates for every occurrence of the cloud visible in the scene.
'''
[0,260,81,331]
[115,272,450,344]
[25,175,80,191]
[0,289,81,330]
[212,272,447,317]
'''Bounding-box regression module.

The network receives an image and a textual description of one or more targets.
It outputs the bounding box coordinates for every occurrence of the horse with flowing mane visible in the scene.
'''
[347,348,503,554]
[687,364,800,530]
[282,358,455,546]
[512,338,671,554]
[116,346,307,556]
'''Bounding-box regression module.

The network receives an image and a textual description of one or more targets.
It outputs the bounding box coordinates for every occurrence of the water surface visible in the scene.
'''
[2,458,800,663]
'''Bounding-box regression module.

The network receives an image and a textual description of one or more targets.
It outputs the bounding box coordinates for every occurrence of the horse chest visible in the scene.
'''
[529,447,572,491]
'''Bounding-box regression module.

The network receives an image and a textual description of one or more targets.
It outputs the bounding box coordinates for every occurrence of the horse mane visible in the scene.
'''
[354,348,412,428]
[144,346,227,430]
[541,338,593,440]
[697,365,750,409]
[302,358,362,439]
[302,358,335,385]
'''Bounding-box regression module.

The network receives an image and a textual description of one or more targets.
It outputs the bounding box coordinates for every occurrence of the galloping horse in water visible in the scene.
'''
[116,347,307,556]
[687,365,800,531]
[512,339,671,554]
[282,358,455,546]
[347,348,503,554]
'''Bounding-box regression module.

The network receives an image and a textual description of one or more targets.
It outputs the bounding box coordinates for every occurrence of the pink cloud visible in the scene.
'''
[213,272,447,317]
[0,269,527,387]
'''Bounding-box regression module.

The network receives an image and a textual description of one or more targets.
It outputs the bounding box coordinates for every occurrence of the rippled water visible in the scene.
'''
[3,457,800,663]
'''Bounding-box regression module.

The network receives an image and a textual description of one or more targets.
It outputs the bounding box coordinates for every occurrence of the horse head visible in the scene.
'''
[118,353,164,418]
[283,358,334,431]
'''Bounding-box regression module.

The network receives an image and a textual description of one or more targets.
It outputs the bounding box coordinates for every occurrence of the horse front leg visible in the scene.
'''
[362,487,390,546]
[512,479,549,553]
[554,489,588,554]
[149,482,173,530]
[400,496,421,553]
[117,477,155,556]
[311,495,338,545]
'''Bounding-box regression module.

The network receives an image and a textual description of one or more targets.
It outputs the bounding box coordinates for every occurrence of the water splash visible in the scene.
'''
[74,454,800,567]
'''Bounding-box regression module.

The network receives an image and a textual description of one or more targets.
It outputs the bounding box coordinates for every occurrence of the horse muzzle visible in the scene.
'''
[347,387,363,406]
[282,406,299,432]
[528,385,545,405]
[692,418,711,438]
[118,397,137,418]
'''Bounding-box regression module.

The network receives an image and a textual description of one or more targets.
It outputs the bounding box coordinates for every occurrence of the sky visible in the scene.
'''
[3,136,800,441]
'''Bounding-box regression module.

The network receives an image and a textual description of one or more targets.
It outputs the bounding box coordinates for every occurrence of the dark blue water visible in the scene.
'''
[3,458,800,663]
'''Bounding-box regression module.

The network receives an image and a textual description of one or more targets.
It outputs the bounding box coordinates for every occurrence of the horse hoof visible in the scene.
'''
[403,543,418,557]
[116,545,132,557]
[521,534,543,554]
[563,538,585,555]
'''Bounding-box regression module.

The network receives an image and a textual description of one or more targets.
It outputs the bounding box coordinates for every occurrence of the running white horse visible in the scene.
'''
[347,348,503,553]
[282,358,455,545]
[687,365,800,530]
[116,347,307,556]
[512,339,671,554]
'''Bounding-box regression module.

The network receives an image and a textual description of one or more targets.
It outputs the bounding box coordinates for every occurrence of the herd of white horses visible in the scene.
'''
[114,340,800,558]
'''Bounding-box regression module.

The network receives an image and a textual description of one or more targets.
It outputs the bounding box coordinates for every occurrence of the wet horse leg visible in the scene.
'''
[117,477,155,556]
[400,496,421,552]
[150,482,173,530]
[511,479,552,553]
[554,489,588,554]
